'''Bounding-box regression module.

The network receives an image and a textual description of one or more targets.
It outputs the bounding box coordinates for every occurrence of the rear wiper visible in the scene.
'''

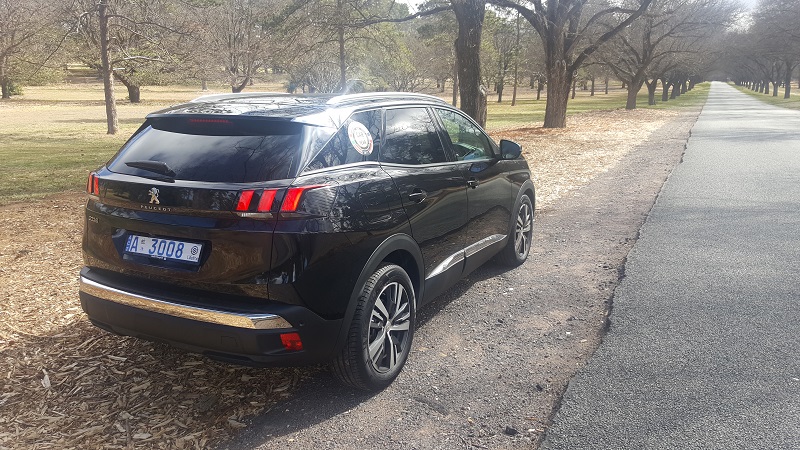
[125,160,176,178]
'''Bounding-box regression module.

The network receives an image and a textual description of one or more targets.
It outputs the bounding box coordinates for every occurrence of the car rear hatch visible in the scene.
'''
[83,115,333,299]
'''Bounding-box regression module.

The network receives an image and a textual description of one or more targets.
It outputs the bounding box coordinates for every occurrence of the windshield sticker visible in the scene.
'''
[348,121,374,155]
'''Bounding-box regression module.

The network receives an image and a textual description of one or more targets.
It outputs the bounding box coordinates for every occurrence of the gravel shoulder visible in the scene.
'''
[0,107,698,449]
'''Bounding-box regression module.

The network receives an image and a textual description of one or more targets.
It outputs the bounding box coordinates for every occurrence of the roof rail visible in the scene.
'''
[189,92,293,103]
[326,92,448,106]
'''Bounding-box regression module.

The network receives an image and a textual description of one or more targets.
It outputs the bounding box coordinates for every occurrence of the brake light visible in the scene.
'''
[188,118,233,125]
[281,185,324,212]
[236,190,255,211]
[257,189,277,212]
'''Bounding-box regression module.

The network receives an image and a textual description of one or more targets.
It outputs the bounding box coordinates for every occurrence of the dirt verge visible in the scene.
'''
[0,107,697,449]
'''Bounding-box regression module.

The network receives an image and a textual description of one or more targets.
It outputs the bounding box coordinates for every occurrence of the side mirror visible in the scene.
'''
[500,140,522,160]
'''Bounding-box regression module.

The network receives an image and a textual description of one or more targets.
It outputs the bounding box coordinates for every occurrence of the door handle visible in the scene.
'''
[467,178,480,189]
[408,189,427,203]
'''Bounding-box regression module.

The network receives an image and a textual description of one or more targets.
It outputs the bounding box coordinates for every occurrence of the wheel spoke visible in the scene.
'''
[368,332,387,365]
[373,296,389,322]
[392,283,403,314]
[517,233,527,255]
[388,335,398,369]
[389,320,410,332]
[391,297,408,322]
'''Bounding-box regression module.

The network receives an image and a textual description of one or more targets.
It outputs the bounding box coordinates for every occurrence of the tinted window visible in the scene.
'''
[434,108,494,161]
[303,110,381,172]
[381,108,447,165]
[107,118,303,183]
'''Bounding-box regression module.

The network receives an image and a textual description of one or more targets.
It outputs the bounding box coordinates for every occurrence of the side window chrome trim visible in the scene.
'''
[298,161,382,176]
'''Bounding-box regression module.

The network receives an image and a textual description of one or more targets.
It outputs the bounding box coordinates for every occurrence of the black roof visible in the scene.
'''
[148,92,450,123]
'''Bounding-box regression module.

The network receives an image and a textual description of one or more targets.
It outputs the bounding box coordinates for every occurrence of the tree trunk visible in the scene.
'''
[645,79,657,105]
[571,78,577,100]
[127,84,140,103]
[231,77,249,93]
[536,79,543,100]
[681,81,687,94]
[452,64,459,107]
[201,79,208,91]
[772,81,779,96]
[660,78,669,102]
[604,76,609,94]
[670,82,679,99]
[590,76,595,96]
[337,0,347,92]
[511,12,520,107]
[452,0,487,127]
[764,82,769,95]
[99,0,118,135]
[625,77,644,110]
[0,58,9,99]
[113,72,141,103]
[785,64,793,99]
[544,59,571,128]
[497,76,504,102]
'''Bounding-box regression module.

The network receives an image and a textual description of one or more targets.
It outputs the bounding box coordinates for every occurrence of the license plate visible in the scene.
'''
[125,235,202,263]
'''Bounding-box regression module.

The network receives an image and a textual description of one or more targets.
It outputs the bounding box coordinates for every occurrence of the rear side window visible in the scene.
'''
[303,110,381,172]
[381,108,447,165]
[107,118,304,183]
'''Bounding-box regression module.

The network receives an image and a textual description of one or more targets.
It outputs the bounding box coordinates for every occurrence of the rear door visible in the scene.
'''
[378,107,468,302]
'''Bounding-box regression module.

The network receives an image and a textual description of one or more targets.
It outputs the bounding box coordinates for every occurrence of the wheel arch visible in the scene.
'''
[332,233,424,354]
[510,179,536,236]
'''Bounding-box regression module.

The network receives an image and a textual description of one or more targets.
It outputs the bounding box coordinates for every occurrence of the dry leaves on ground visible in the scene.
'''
[0,107,678,449]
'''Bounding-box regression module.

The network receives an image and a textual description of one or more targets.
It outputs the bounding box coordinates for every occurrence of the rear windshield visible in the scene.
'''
[107,118,311,183]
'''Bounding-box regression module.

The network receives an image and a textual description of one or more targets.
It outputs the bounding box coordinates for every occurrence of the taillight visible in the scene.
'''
[87,173,100,196]
[257,189,277,212]
[235,190,255,211]
[234,185,331,218]
[281,185,325,212]
[234,188,280,217]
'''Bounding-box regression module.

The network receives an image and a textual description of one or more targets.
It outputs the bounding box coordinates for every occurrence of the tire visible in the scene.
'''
[497,194,534,267]
[331,263,416,391]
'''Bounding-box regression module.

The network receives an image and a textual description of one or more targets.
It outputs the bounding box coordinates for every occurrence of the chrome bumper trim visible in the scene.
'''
[80,276,292,330]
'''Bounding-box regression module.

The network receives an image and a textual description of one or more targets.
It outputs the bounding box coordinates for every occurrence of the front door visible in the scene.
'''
[433,108,512,274]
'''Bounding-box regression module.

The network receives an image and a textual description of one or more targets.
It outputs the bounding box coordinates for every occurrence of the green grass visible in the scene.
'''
[732,83,800,111]
[0,84,237,205]
[0,81,709,205]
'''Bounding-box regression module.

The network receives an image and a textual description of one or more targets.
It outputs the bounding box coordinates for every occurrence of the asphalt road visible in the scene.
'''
[542,82,800,449]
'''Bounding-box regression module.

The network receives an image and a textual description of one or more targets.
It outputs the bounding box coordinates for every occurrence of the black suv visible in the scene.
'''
[79,92,534,390]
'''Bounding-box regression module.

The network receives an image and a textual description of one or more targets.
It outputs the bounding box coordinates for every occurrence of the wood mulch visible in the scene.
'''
[0,107,679,449]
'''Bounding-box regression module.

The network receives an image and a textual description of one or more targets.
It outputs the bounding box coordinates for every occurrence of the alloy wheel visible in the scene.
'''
[367,281,411,373]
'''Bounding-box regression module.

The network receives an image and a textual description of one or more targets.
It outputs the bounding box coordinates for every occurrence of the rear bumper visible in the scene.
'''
[79,268,342,366]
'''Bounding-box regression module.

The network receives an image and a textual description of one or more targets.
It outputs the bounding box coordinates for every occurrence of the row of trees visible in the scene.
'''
[723,0,800,98]
[1,0,747,133]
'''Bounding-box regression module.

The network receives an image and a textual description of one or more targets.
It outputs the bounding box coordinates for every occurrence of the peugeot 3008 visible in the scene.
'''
[79,92,535,391]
